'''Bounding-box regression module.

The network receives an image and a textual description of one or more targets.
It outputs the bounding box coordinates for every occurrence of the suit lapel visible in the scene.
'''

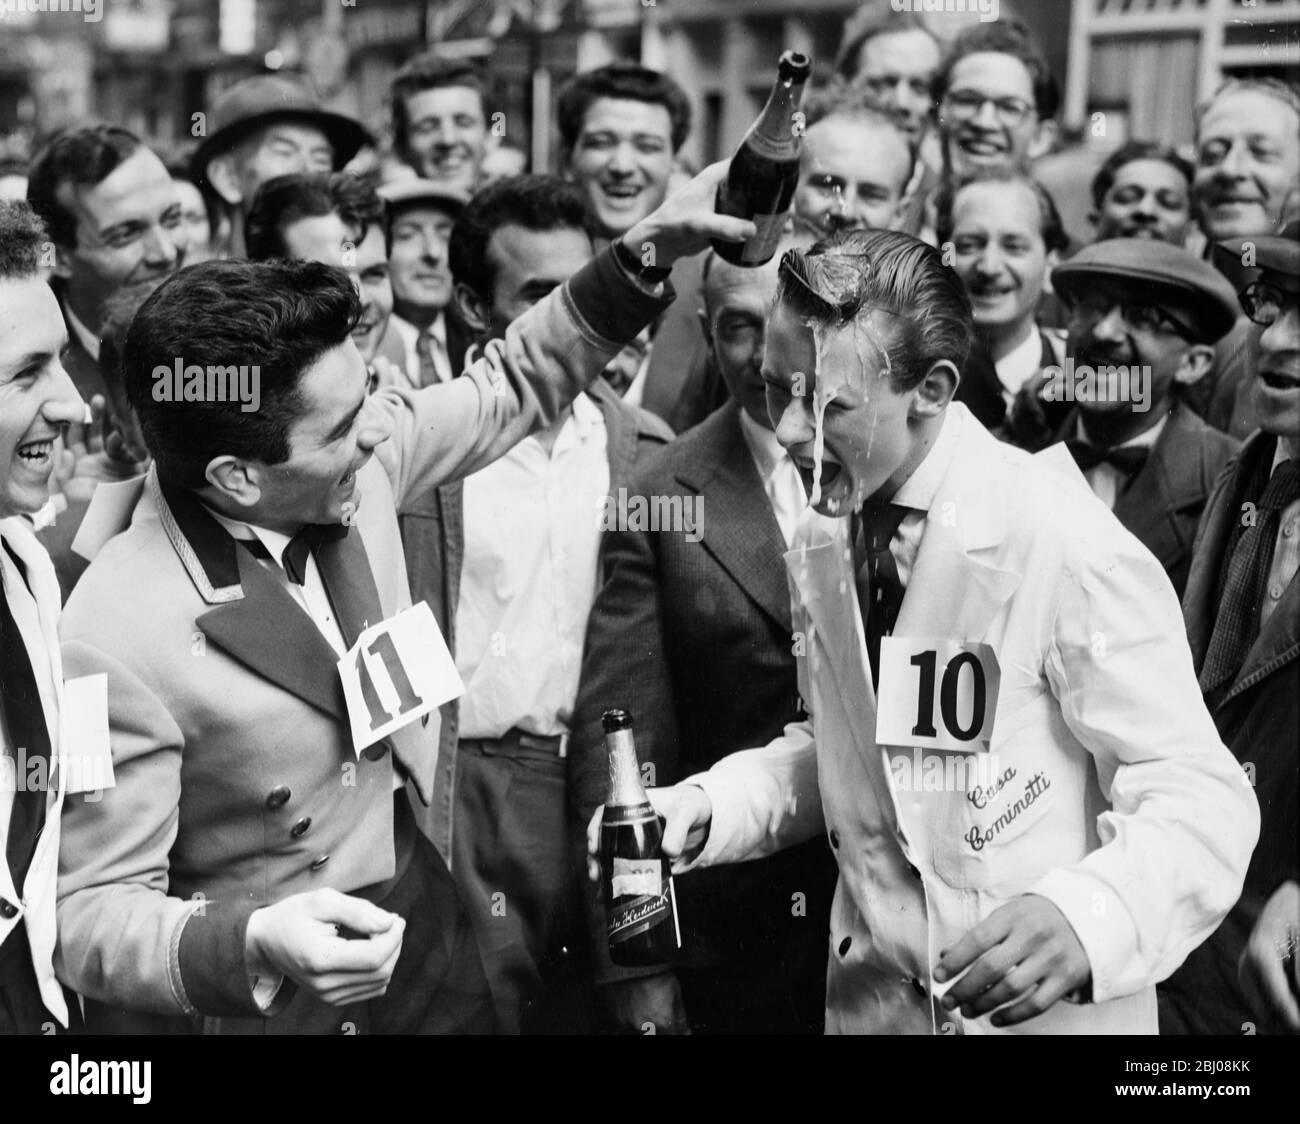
[678,406,793,630]
[1227,573,1300,701]
[315,527,384,648]
[1113,406,1205,567]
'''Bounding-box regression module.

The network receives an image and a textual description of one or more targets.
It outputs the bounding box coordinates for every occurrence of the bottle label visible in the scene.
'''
[611,856,662,898]
[608,888,674,945]
[745,121,802,162]
[741,212,788,264]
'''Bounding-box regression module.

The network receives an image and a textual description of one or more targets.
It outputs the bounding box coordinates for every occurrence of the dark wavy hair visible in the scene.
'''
[1090,140,1194,212]
[124,259,360,489]
[246,171,388,260]
[933,19,1060,121]
[27,123,142,248]
[0,199,48,279]
[776,229,973,391]
[557,62,692,157]
[390,55,492,161]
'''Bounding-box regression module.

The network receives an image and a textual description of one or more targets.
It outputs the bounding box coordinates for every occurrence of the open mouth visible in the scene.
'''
[792,453,842,491]
[1260,370,1300,391]
[15,438,54,471]
[599,183,643,205]
[970,287,1015,301]
[958,137,1005,158]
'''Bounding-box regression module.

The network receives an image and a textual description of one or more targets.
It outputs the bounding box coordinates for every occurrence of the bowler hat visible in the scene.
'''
[192,74,372,183]
[378,178,471,218]
[1213,219,1300,296]
[1052,237,1240,343]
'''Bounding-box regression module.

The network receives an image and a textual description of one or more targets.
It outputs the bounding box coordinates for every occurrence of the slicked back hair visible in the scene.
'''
[0,199,48,279]
[933,19,1060,121]
[246,171,388,261]
[123,259,360,490]
[935,170,1070,254]
[26,123,143,248]
[775,229,973,392]
[448,173,598,303]
[557,62,692,158]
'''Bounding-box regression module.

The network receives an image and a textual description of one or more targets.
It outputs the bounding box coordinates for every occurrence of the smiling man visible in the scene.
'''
[0,200,86,1035]
[1090,141,1196,246]
[588,229,1258,1035]
[390,55,496,194]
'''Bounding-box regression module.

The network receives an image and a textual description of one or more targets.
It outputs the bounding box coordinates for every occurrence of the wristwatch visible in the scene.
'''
[612,236,672,285]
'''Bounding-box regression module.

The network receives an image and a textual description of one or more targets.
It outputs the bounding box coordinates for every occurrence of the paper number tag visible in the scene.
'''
[336,601,464,755]
[875,637,1000,753]
[60,673,116,794]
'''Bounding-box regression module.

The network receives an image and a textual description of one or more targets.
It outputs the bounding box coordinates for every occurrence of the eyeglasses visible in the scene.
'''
[1240,281,1298,327]
[1067,293,1190,337]
[942,89,1036,128]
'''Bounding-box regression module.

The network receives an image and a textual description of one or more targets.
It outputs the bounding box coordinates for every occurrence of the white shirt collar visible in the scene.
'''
[1273,437,1299,473]
[993,326,1043,398]
[204,506,296,571]
[892,405,963,514]
[736,407,787,482]
[64,298,100,362]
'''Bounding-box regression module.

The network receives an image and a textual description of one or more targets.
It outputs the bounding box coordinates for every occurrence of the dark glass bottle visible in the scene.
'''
[712,50,812,267]
[600,709,680,966]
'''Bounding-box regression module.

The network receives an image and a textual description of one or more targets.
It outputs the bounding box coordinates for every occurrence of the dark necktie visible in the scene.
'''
[416,331,446,388]
[1200,458,1300,695]
[1065,439,1150,480]
[0,549,51,891]
[241,524,349,585]
[854,502,910,688]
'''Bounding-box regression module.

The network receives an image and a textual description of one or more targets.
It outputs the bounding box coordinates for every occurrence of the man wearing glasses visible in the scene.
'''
[1161,220,1300,1035]
[1050,239,1242,597]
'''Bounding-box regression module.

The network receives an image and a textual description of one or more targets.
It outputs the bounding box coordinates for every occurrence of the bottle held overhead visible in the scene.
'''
[713,50,812,267]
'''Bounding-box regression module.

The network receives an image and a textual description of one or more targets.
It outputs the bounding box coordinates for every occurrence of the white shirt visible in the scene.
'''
[992,325,1043,410]
[617,347,654,410]
[738,408,806,548]
[887,405,964,587]
[63,298,100,362]
[456,393,609,739]
[1076,414,1168,512]
[1262,442,1300,632]
[389,311,452,387]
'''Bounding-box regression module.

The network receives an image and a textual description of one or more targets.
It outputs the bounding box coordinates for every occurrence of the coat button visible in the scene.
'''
[0,898,18,919]
[266,786,291,809]
[291,817,312,838]
[911,977,927,998]
[310,854,330,871]
[363,742,388,762]
[829,829,840,849]
[838,936,852,957]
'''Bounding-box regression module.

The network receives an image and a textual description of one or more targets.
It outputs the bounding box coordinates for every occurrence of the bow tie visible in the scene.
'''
[242,523,349,584]
[1065,439,1150,477]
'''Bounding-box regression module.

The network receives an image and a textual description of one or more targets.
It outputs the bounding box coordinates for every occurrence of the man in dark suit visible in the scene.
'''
[1049,239,1242,596]
[569,232,838,1035]
[1161,221,1300,1034]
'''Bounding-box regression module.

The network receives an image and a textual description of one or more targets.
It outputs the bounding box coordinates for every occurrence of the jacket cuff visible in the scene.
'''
[566,245,676,346]
[177,899,296,1018]
[1026,869,1141,1004]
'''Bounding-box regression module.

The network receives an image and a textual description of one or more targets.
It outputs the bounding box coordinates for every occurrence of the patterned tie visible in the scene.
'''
[1065,439,1150,480]
[416,330,447,388]
[1200,458,1300,696]
[854,502,910,688]
[0,550,51,891]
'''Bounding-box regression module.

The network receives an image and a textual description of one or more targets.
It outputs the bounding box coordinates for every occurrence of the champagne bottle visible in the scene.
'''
[600,708,681,966]
[713,50,812,267]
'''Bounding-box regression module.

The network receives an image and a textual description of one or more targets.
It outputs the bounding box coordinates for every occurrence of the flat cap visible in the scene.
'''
[1052,237,1241,343]
[1213,219,1300,296]
[378,178,470,217]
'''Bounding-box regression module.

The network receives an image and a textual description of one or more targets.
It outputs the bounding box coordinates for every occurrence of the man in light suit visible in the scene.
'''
[570,233,838,1035]
[0,200,87,1033]
[590,230,1259,1034]
[54,166,752,1033]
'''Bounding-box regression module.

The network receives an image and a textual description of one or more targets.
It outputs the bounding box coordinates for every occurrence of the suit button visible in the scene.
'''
[363,742,388,762]
[829,829,840,849]
[0,898,18,919]
[310,854,330,871]
[266,786,291,810]
[911,977,927,998]
[291,817,312,838]
[838,936,852,957]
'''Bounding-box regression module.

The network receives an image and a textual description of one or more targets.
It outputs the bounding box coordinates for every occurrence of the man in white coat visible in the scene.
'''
[590,230,1260,1034]
[0,200,88,1032]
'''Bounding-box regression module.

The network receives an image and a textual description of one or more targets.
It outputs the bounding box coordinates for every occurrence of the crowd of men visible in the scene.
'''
[0,0,1297,1037]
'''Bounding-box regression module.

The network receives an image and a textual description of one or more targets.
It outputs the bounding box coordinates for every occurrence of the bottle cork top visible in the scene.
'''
[778,51,812,83]
[602,709,633,733]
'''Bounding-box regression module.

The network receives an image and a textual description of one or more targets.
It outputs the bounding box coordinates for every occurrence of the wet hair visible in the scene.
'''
[834,0,937,82]
[776,228,973,391]
[123,258,360,489]
[448,173,597,302]
[0,199,48,279]
[557,62,692,157]
[934,171,1070,254]
[1090,140,1194,211]
[26,123,143,248]
[390,55,493,160]
[933,19,1060,121]
[246,171,388,260]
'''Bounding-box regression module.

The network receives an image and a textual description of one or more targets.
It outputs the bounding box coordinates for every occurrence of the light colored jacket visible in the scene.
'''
[684,404,1259,1034]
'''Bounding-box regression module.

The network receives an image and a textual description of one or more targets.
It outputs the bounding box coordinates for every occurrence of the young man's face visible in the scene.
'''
[1094,158,1193,243]
[762,303,926,514]
[1064,278,1195,417]
[1249,275,1300,438]
[849,29,941,147]
[282,214,392,363]
[469,223,593,339]
[950,179,1054,338]
[388,202,456,317]
[1194,89,1300,241]
[401,85,492,194]
[236,339,394,532]
[795,116,912,237]
[566,97,676,238]
[940,52,1051,178]
[0,276,85,517]
[229,121,336,209]
[701,250,786,428]
[56,146,187,329]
